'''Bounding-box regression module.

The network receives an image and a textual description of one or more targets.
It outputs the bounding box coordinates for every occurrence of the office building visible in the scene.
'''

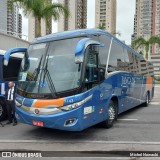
[151,54,160,76]
[0,0,22,38]
[17,13,22,38]
[132,0,160,54]
[0,0,7,34]
[95,0,116,33]
[58,0,87,32]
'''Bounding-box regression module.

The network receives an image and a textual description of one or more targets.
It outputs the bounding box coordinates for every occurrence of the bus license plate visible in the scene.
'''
[33,120,44,127]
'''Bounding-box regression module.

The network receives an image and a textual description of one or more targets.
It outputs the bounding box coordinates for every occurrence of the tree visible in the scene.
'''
[11,0,69,37]
[132,36,160,60]
[97,23,106,30]
[97,24,121,37]
[112,31,121,37]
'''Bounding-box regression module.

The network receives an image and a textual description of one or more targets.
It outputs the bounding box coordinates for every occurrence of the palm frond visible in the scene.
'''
[97,23,105,30]
[149,36,160,45]
[43,3,69,21]
[10,0,70,37]
[132,37,147,49]
[112,31,121,36]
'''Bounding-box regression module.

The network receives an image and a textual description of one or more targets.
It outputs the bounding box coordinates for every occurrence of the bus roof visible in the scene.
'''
[32,29,144,60]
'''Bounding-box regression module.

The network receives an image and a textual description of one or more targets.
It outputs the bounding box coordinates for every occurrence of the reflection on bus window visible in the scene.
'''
[108,40,125,72]
[84,46,99,90]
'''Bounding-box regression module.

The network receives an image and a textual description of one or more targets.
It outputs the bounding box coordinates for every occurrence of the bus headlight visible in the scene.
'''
[61,95,92,111]
[15,100,22,107]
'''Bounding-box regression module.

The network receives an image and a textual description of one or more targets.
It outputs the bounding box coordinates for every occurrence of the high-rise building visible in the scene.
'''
[0,0,7,34]
[95,0,116,33]
[17,13,22,38]
[58,0,87,32]
[0,0,22,38]
[7,0,14,35]
[132,0,160,54]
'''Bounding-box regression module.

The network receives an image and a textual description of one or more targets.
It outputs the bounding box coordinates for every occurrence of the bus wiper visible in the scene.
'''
[33,54,43,81]
[23,55,43,92]
[39,54,56,97]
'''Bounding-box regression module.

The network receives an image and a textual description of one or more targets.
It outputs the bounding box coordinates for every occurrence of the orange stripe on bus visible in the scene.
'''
[146,76,153,89]
[33,98,64,108]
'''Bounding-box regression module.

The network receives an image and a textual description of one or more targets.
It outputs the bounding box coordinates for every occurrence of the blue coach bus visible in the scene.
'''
[4,29,154,131]
[0,50,24,121]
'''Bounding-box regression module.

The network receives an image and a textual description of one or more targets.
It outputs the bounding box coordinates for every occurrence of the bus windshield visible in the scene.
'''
[18,37,83,95]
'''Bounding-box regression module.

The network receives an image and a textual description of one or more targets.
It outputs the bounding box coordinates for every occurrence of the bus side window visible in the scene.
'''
[99,35,111,75]
[108,40,125,72]
[84,46,99,90]
[123,48,130,72]
[127,51,143,75]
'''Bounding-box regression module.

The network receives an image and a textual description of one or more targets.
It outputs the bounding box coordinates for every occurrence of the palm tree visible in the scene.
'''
[11,0,69,37]
[112,31,121,37]
[132,36,160,60]
[97,23,106,30]
[97,24,121,37]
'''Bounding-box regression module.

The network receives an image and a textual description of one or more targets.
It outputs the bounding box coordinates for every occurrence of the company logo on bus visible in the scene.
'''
[34,109,40,114]
[121,76,136,86]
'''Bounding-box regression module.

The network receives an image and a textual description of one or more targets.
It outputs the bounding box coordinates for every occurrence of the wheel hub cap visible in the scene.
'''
[108,106,115,120]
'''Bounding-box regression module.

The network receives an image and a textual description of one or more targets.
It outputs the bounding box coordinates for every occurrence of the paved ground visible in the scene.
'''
[0,86,160,159]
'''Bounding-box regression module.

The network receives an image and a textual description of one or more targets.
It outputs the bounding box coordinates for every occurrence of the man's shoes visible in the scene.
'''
[13,122,17,126]
[6,121,12,124]
[0,123,4,127]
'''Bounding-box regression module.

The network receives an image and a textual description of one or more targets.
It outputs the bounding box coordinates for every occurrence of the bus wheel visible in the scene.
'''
[0,101,7,121]
[101,100,116,129]
[144,92,150,107]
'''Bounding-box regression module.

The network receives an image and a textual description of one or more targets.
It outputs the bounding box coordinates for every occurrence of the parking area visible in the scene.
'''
[0,86,160,157]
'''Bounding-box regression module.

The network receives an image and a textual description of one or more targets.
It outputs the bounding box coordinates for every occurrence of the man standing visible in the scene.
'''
[5,81,17,126]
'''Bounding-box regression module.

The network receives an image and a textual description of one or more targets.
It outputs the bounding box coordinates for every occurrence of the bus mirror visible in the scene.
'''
[4,48,27,66]
[4,59,8,66]
[75,38,104,64]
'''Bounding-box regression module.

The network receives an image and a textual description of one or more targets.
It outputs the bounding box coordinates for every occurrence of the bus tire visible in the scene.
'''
[144,92,150,107]
[0,101,7,121]
[101,100,117,129]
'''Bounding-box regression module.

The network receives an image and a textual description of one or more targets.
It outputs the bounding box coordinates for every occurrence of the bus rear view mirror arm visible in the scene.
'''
[75,38,104,64]
[4,48,28,66]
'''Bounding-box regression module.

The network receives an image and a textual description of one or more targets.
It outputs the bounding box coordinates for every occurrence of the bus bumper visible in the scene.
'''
[15,106,84,131]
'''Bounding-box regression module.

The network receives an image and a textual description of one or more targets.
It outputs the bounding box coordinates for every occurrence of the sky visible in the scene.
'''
[21,0,136,45]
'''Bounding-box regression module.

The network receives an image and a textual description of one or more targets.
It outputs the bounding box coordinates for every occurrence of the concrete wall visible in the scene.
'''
[0,32,29,51]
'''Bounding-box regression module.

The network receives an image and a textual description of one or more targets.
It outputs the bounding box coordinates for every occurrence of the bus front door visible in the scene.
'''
[0,48,27,121]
